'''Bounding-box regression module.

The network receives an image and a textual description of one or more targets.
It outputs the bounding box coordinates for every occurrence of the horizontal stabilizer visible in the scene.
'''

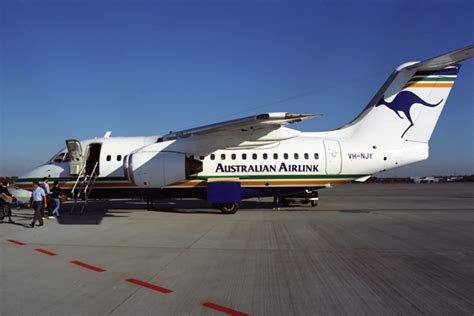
[405,44,474,71]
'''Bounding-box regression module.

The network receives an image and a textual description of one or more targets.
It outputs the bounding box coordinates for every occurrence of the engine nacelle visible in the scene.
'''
[123,151,202,187]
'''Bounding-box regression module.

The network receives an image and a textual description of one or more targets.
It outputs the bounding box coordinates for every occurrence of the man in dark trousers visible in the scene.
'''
[0,181,14,223]
[30,181,46,228]
[51,181,63,217]
[40,177,53,219]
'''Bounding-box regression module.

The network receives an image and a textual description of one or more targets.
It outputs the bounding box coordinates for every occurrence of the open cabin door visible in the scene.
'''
[324,140,342,175]
[65,139,84,176]
[85,143,101,176]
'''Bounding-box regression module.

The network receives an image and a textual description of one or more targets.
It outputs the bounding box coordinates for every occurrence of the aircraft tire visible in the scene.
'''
[219,203,239,214]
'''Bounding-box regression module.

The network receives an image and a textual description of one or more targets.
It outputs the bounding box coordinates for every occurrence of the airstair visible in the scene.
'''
[70,161,99,214]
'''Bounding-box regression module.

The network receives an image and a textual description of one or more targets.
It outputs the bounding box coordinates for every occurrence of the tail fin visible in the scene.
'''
[339,45,473,144]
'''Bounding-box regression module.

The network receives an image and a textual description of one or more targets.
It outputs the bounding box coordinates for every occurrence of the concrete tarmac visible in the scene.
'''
[1,183,473,315]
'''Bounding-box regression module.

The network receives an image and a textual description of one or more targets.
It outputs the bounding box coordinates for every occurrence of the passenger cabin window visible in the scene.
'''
[273,153,278,160]
[117,155,122,161]
[231,153,236,160]
[314,153,319,160]
[106,155,111,161]
[304,153,309,160]
[242,153,247,160]
[210,154,215,160]
[252,153,257,160]
[200,156,205,160]
[221,154,226,160]
[284,153,288,160]
[263,153,268,160]
[294,153,299,160]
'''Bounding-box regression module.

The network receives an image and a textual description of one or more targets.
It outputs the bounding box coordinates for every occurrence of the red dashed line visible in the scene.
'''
[35,248,57,256]
[7,239,26,246]
[202,302,249,316]
[70,260,106,272]
[7,239,248,314]
[126,278,173,294]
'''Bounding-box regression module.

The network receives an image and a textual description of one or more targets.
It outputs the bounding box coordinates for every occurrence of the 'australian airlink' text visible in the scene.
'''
[215,163,319,173]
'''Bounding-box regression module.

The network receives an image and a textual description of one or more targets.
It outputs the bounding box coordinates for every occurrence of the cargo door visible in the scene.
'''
[65,139,84,176]
[324,140,342,175]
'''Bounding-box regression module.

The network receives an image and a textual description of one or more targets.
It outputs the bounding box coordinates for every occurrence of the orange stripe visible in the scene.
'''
[15,184,32,189]
[168,179,350,187]
[241,180,349,186]
[404,83,453,88]
[15,182,135,189]
[169,181,207,187]
[58,182,135,188]
[93,182,135,187]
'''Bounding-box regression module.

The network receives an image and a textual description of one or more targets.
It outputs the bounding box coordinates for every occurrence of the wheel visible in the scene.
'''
[219,203,239,214]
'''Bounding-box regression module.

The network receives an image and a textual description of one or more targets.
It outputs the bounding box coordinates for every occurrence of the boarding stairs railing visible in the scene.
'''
[70,163,87,199]
[69,162,99,214]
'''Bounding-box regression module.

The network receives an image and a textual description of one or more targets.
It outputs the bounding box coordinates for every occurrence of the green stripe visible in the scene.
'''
[189,174,366,180]
[15,176,127,183]
[409,77,455,82]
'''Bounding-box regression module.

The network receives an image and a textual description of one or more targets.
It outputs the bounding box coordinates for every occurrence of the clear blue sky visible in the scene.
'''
[1,0,473,176]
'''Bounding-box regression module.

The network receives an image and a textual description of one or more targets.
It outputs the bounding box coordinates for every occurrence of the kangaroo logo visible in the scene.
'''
[376,91,443,138]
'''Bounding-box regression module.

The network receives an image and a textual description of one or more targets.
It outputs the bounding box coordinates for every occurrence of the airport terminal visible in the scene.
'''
[1,1,473,315]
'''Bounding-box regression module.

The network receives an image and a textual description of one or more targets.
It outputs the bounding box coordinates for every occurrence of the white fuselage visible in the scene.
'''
[15,132,428,198]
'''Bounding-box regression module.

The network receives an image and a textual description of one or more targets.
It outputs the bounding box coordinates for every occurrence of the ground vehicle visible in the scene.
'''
[281,190,319,207]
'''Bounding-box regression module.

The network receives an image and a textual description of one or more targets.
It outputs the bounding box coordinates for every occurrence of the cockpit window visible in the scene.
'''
[53,152,66,163]
[63,152,70,162]
[50,150,70,163]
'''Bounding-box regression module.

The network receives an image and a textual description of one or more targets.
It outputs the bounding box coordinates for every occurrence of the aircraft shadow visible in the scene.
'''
[141,199,280,214]
[8,198,309,226]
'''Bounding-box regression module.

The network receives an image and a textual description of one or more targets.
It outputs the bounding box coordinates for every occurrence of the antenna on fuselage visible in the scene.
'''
[104,131,112,138]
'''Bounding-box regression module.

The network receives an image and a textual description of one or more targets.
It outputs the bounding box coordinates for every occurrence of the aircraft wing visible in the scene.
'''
[160,112,320,142]
[160,112,320,153]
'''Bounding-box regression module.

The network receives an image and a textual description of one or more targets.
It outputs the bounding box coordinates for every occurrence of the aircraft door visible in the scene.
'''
[65,139,84,176]
[324,140,342,175]
[85,143,101,176]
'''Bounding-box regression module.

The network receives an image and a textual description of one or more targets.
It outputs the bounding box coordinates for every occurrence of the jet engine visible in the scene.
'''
[123,151,202,187]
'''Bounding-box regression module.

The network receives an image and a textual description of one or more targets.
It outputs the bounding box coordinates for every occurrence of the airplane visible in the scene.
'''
[446,176,463,182]
[15,45,474,214]
[411,176,441,183]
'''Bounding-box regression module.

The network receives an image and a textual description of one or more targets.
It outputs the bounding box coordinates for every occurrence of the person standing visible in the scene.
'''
[272,195,280,211]
[0,182,14,223]
[40,177,53,219]
[30,181,46,227]
[51,181,63,217]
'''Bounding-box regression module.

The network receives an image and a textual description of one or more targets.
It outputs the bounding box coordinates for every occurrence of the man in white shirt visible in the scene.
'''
[30,181,46,227]
[40,177,53,219]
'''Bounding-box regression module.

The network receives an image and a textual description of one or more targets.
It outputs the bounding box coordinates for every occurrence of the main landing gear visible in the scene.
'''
[218,203,239,214]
